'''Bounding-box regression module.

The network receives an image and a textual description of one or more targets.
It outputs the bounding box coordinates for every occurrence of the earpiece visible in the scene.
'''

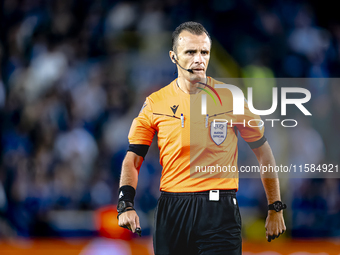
[172,54,193,74]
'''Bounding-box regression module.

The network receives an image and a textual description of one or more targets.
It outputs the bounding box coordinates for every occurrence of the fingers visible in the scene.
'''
[136,215,141,229]
[129,214,140,233]
[265,212,286,242]
[267,233,279,242]
[118,211,141,234]
[265,221,285,242]
[118,211,134,230]
[135,227,142,237]
[135,215,141,234]
[266,229,285,242]
[131,217,137,233]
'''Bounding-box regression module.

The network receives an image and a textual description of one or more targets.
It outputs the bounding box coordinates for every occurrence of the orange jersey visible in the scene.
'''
[128,77,264,192]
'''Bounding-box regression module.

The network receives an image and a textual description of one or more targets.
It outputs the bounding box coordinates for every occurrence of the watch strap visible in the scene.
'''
[118,201,134,211]
[268,201,287,212]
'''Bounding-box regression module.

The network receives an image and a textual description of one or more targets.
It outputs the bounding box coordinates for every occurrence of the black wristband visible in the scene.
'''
[118,185,136,203]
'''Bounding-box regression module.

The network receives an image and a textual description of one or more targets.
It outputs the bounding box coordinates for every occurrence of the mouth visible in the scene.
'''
[191,68,205,73]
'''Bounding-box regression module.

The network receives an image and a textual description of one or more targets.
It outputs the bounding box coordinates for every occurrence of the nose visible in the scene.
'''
[194,53,204,64]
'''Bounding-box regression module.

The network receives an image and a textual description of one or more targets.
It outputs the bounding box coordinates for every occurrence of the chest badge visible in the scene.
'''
[210,121,227,145]
[170,105,179,115]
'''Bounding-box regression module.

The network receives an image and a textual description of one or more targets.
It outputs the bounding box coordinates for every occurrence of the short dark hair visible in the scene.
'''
[172,21,212,53]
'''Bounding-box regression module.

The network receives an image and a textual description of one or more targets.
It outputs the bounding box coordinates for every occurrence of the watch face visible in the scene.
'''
[274,201,282,212]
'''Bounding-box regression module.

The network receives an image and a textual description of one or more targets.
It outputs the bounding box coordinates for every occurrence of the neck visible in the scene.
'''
[177,76,207,94]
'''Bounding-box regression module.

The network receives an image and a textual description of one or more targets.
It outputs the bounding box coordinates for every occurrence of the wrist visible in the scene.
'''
[268,209,283,215]
[268,201,287,212]
[117,185,136,217]
[117,201,134,213]
[118,185,136,203]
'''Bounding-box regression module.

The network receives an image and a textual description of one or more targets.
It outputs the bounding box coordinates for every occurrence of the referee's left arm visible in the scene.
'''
[252,141,287,242]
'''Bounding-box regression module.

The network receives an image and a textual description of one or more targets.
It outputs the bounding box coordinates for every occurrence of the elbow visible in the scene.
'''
[122,156,134,171]
[122,152,143,173]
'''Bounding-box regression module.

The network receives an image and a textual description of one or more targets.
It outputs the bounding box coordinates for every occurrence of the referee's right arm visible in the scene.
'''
[118,151,143,233]
[118,98,155,233]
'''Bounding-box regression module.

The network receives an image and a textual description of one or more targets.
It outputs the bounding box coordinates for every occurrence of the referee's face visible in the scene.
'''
[174,30,211,83]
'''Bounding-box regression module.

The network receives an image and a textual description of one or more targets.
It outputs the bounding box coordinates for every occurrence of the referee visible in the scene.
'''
[117,21,286,255]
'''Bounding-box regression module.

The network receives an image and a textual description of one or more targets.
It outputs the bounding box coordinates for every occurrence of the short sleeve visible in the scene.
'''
[235,99,265,146]
[128,97,156,146]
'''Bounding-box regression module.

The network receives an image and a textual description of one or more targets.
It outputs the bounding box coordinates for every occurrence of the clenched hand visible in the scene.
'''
[265,210,286,242]
[118,210,140,233]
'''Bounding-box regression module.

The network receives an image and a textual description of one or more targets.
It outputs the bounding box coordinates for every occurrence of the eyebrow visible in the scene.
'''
[185,49,209,53]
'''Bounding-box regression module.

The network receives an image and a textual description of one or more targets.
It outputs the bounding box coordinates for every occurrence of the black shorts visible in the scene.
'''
[153,190,242,255]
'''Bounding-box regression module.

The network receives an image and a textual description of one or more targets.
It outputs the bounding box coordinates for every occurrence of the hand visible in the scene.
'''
[118,209,141,233]
[265,210,286,242]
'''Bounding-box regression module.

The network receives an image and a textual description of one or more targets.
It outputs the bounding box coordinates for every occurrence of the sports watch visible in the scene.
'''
[117,201,134,213]
[268,201,287,212]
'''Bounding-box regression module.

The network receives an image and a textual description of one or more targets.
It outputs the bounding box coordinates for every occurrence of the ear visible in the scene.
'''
[169,51,176,64]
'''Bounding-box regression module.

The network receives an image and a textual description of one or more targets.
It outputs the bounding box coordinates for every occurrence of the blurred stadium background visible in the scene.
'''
[1,0,340,254]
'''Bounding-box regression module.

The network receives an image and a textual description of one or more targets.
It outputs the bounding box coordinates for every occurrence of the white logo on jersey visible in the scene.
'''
[119,191,123,199]
[210,121,227,145]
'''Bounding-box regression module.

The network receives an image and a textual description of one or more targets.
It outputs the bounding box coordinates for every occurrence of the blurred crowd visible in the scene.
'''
[0,0,340,239]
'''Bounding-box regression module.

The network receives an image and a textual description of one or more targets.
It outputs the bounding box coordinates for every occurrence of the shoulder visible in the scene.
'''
[208,77,235,99]
[209,77,224,86]
[147,80,176,104]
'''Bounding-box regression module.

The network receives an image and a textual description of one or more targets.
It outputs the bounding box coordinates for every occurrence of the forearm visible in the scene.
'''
[253,142,281,204]
[261,175,281,204]
[120,161,138,188]
[119,151,143,189]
